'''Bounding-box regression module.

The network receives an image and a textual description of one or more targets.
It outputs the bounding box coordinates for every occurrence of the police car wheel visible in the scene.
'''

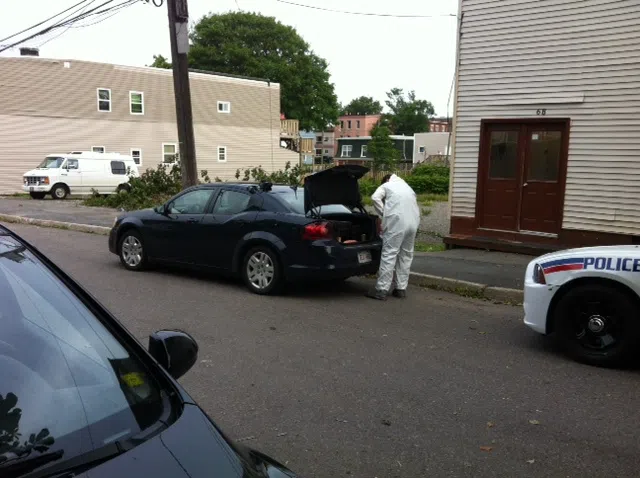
[553,284,640,367]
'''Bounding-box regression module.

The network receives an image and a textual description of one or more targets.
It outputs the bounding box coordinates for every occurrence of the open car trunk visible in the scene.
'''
[303,165,379,244]
[321,212,379,244]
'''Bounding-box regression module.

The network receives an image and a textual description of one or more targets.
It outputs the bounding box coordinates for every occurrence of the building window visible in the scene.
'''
[315,148,322,157]
[316,136,323,143]
[419,146,425,153]
[361,145,368,158]
[324,137,329,143]
[217,101,231,113]
[129,91,144,115]
[218,146,227,162]
[163,143,178,163]
[356,120,361,129]
[91,146,105,153]
[130,148,142,165]
[347,120,352,129]
[341,145,353,157]
[110,161,126,175]
[324,149,329,155]
[340,121,344,129]
[97,88,111,112]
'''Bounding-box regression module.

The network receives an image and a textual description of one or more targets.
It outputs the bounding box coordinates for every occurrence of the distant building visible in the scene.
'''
[334,114,382,138]
[335,136,414,167]
[429,117,451,133]
[313,129,336,162]
[0,55,299,193]
[413,132,451,164]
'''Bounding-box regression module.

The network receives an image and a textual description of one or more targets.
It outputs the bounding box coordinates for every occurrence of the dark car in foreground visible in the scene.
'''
[109,165,382,294]
[0,225,298,478]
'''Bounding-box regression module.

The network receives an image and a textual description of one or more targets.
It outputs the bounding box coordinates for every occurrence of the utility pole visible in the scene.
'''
[167,0,198,188]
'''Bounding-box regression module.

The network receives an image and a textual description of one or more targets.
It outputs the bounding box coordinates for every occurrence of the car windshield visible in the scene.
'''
[270,188,352,215]
[0,235,166,475]
[37,157,65,169]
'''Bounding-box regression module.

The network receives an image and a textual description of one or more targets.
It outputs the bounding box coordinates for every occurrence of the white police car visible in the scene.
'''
[524,246,640,367]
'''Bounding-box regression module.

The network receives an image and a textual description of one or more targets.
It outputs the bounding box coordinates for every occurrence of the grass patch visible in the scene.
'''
[414,242,446,253]
[417,193,448,207]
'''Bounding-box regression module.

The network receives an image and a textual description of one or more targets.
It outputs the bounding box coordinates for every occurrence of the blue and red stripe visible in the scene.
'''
[541,257,585,274]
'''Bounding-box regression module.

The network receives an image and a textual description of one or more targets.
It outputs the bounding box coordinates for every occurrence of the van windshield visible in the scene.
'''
[37,157,65,169]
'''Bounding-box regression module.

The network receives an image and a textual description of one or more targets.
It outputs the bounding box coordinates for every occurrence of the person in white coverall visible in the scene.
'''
[366,173,421,300]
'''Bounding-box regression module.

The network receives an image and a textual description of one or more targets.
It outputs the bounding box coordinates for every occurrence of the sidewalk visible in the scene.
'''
[411,249,531,290]
[0,197,532,292]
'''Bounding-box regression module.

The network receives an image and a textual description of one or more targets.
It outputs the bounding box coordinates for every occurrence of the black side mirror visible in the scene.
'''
[148,330,198,380]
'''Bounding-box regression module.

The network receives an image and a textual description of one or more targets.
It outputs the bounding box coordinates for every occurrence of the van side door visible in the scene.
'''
[61,159,83,194]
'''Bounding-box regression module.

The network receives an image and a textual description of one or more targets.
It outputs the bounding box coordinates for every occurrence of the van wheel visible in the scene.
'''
[242,246,282,295]
[117,183,131,193]
[553,284,640,367]
[51,184,68,200]
[118,230,147,271]
[29,192,46,200]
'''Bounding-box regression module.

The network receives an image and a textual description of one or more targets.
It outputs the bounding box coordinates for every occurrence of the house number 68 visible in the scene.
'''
[536,109,547,116]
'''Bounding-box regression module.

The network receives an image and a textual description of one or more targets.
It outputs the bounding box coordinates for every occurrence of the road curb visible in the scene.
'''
[0,214,111,236]
[408,272,523,303]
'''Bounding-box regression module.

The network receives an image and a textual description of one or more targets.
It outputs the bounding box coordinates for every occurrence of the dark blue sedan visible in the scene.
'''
[0,225,298,477]
[108,166,382,294]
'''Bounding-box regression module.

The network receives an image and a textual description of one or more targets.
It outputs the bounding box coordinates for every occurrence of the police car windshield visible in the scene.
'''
[37,157,65,169]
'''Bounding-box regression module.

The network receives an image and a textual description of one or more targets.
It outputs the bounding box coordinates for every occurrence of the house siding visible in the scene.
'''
[0,57,296,193]
[452,0,640,236]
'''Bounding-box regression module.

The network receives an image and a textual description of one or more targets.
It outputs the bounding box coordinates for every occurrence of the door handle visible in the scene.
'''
[187,218,199,224]
[523,182,528,187]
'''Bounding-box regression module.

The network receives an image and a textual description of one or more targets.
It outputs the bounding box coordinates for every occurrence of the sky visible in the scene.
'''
[0,0,459,117]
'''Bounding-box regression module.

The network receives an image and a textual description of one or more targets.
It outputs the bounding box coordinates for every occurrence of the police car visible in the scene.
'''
[524,246,640,367]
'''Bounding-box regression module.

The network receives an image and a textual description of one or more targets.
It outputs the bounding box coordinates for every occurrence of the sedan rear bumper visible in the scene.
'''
[285,239,382,281]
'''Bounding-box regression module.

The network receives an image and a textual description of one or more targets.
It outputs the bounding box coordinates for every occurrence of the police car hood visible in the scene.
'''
[536,245,640,263]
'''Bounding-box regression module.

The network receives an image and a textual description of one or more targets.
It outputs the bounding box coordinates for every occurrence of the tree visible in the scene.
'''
[368,124,399,172]
[161,12,340,131]
[341,96,383,115]
[384,88,435,136]
[149,54,171,69]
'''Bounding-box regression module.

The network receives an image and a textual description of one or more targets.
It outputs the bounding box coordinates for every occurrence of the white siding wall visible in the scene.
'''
[452,0,640,235]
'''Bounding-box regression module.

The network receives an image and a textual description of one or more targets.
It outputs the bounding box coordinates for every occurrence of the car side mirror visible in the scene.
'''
[148,330,198,380]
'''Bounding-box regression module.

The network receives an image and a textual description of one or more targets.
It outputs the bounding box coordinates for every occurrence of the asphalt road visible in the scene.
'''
[4,223,640,478]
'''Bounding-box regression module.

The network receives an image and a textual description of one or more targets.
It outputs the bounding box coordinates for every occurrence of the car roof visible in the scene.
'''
[191,183,301,192]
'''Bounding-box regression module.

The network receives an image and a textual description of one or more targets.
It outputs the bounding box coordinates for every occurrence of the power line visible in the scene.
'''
[274,0,456,18]
[0,0,140,53]
[71,0,139,28]
[35,0,98,47]
[0,0,93,44]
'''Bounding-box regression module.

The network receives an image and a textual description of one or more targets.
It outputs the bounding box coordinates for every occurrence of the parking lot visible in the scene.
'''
[6,223,640,478]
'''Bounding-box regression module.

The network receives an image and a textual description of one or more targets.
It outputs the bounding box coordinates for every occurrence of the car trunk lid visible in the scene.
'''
[303,165,369,214]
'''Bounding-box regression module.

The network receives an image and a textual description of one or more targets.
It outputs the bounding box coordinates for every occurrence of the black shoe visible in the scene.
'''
[366,288,387,301]
[392,289,406,298]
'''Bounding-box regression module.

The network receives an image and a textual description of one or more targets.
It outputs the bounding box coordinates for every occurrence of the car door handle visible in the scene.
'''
[187,218,199,224]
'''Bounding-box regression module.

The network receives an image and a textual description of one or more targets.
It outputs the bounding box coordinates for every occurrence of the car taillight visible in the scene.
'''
[303,222,331,240]
[533,264,546,284]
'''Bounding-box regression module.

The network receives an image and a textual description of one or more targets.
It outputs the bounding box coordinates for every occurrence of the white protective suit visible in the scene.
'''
[371,174,421,292]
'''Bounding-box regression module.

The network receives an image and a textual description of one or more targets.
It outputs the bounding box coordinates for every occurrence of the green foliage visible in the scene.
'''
[149,54,171,69]
[405,165,450,195]
[83,160,310,211]
[341,96,383,115]
[185,12,339,130]
[384,88,435,136]
[357,165,450,198]
[368,124,399,172]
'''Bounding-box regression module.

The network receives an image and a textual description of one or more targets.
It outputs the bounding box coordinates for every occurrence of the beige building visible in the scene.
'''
[0,56,299,193]
[447,0,640,252]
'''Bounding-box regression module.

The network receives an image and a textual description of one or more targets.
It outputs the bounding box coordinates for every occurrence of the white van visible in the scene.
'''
[22,151,140,199]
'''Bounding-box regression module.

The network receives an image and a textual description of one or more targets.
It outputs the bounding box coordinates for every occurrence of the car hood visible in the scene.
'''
[24,169,52,176]
[534,245,640,264]
[303,165,369,213]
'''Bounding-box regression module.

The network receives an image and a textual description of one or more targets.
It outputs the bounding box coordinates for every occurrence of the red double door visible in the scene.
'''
[477,120,569,235]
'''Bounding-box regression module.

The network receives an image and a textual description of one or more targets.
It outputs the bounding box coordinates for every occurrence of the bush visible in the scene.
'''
[405,174,449,195]
[83,161,310,211]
